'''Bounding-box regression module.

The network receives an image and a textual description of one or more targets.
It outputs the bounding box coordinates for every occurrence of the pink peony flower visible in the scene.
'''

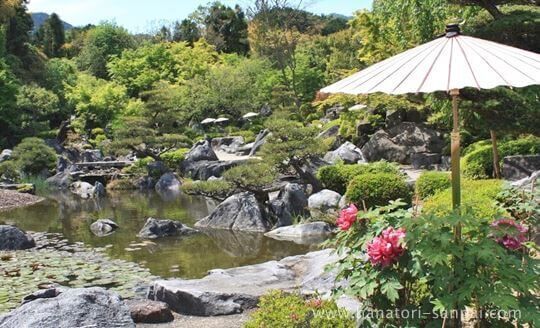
[367,227,406,267]
[336,204,358,231]
[491,218,528,250]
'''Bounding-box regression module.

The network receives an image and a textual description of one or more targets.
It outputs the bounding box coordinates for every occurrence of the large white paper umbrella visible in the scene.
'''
[321,24,540,216]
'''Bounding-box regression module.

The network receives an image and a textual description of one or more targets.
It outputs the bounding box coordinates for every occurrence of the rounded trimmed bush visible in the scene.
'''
[318,161,400,194]
[161,148,189,169]
[345,172,411,209]
[415,171,451,200]
[423,179,504,220]
[11,138,57,176]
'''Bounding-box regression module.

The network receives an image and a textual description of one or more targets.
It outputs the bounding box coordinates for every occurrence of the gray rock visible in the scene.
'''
[405,109,423,123]
[0,287,134,328]
[260,103,272,117]
[185,140,219,162]
[46,171,73,189]
[502,155,540,181]
[125,300,173,324]
[325,105,345,120]
[147,161,169,178]
[147,249,338,316]
[268,183,309,227]
[211,137,245,154]
[90,219,119,237]
[138,218,198,239]
[410,153,442,169]
[181,160,244,181]
[385,108,405,129]
[195,192,271,232]
[361,130,407,163]
[155,173,181,192]
[323,141,366,164]
[0,225,36,250]
[356,119,375,137]
[69,181,104,199]
[265,222,333,245]
[249,129,270,156]
[317,125,340,140]
[511,170,540,190]
[388,122,444,155]
[21,288,61,305]
[0,149,12,162]
[134,175,155,190]
[308,189,342,221]
[81,149,103,162]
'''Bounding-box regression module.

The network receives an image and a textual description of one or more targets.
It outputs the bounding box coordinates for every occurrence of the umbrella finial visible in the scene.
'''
[445,23,460,38]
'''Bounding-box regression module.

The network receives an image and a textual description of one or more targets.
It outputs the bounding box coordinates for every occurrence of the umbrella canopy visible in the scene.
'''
[243,112,260,119]
[201,118,216,124]
[214,117,230,123]
[348,104,367,111]
[321,28,540,96]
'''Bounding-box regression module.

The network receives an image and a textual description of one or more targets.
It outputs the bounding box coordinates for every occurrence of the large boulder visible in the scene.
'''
[323,141,366,164]
[195,192,271,232]
[265,222,333,245]
[385,108,405,129]
[249,129,270,156]
[185,140,218,162]
[317,125,340,140]
[388,122,444,155]
[69,181,104,199]
[147,249,338,316]
[147,161,169,178]
[181,160,244,181]
[0,225,35,250]
[361,130,407,163]
[155,173,181,192]
[268,183,309,227]
[211,137,245,154]
[81,149,103,162]
[410,153,442,169]
[502,155,540,181]
[138,218,198,239]
[0,149,12,162]
[308,189,342,221]
[90,219,119,237]
[0,287,134,328]
[125,300,174,324]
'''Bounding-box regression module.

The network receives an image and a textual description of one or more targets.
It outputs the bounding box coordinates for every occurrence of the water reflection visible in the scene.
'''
[0,191,315,278]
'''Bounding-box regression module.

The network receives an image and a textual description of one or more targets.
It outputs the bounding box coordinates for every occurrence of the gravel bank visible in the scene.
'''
[0,190,44,212]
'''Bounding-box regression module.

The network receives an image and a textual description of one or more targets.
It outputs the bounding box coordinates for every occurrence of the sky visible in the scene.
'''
[27,0,373,33]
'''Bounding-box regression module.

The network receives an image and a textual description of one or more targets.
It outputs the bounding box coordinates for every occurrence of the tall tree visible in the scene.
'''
[172,19,200,44]
[448,0,530,19]
[41,13,65,57]
[5,3,32,58]
[156,25,171,42]
[76,22,134,79]
[200,2,249,55]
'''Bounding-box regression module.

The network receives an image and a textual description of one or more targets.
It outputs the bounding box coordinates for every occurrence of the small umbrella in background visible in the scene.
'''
[348,104,367,112]
[201,118,216,125]
[321,23,540,216]
[243,112,260,120]
[214,117,230,124]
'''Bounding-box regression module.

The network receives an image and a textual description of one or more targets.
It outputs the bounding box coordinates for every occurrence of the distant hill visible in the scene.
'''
[31,13,73,32]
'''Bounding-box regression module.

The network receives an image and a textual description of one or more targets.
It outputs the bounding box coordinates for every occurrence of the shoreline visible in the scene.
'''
[0,190,45,212]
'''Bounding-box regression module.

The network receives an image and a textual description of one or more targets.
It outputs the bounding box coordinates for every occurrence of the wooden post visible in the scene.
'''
[450,89,461,213]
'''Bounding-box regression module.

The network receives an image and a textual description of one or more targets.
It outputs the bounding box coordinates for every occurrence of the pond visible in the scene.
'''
[0,191,316,279]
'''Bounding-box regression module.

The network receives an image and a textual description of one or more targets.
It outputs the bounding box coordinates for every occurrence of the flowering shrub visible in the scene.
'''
[367,227,406,267]
[329,195,540,327]
[491,218,528,250]
[336,204,358,231]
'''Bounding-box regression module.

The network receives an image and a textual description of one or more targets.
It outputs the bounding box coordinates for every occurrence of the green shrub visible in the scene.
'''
[318,161,400,194]
[161,148,189,169]
[0,161,21,182]
[415,171,451,200]
[233,130,256,143]
[11,138,57,176]
[346,172,411,209]
[462,136,540,179]
[423,179,504,220]
[122,157,154,176]
[245,290,356,328]
[181,179,234,201]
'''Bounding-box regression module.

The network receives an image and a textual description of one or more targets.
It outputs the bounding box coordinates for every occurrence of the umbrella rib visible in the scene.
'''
[390,38,448,93]
[466,38,538,82]
[344,40,442,93]
[477,37,540,65]
[447,38,454,91]
[416,38,450,93]
[459,37,511,86]
[455,37,481,90]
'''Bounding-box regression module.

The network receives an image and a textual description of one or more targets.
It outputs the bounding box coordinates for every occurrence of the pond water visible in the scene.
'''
[0,191,316,278]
